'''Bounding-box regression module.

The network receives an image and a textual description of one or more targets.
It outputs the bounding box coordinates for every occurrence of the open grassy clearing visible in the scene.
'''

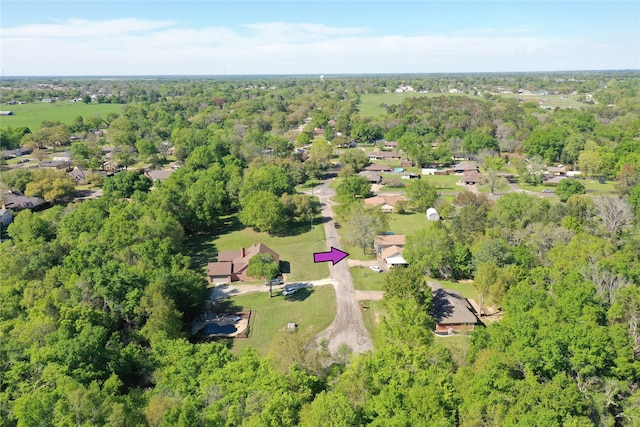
[341,241,376,261]
[358,92,470,117]
[185,214,329,282]
[351,266,386,291]
[224,285,336,355]
[494,93,589,109]
[434,279,479,300]
[0,102,126,130]
[361,299,387,349]
[387,212,433,236]
[434,335,470,368]
[423,174,464,193]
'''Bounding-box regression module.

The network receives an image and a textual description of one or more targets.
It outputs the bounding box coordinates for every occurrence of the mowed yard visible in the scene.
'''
[226,285,336,355]
[0,102,126,129]
[185,214,330,283]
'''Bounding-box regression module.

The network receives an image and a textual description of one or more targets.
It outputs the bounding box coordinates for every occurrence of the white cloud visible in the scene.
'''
[0,18,636,75]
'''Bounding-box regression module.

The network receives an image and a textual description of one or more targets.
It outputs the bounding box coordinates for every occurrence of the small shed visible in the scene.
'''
[286,322,298,332]
[426,208,440,221]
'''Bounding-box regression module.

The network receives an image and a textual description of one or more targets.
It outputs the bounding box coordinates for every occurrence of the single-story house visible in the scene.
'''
[381,245,408,266]
[461,170,483,185]
[422,168,438,175]
[3,191,47,211]
[358,171,382,184]
[363,164,392,172]
[429,281,480,333]
[364,195,405,213]
[400,159,413,168]
[546,166,567,176]
[39,160,71,169]
[0,209,12,226]
[207,243,280,284]
[452,161,479,174]
[368,151,402,161]
[374,234,406,258]
[543,175,568,185]
[69,167,86,185]
[145,169,174,182]
[384,141,399,149]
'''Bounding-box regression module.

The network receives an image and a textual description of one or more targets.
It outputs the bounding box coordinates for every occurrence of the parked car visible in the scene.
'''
[334,222,341,228]
[282,286,297,296]
[542,189,554,193]
[369,266,383,273]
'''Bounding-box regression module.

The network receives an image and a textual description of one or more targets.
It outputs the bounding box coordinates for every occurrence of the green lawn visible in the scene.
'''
[423,174,464,193]
[434,335,470,368]
[361,299,387,349]
[495,93,589,109]
[387,212,432,236]
[435,279,479,300]
[583,179,618,194]
[226,285,336,355]
[351,266,386,291]
[341,241,376,261]
[358,92,469,117]
[0,102,126,130]
[185,214,329,282]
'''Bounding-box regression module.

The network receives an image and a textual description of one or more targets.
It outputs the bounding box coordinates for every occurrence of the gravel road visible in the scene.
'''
[307,178,374,354]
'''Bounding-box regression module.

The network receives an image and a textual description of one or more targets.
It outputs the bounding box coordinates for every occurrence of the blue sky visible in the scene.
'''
[1,1,638,75]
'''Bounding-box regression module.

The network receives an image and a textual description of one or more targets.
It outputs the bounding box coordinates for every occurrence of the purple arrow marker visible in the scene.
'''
[313,247,349,265]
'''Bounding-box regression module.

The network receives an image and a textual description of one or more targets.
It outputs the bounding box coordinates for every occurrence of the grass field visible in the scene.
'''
[184,215,330,283]
[434,335,470,368]
[423,174,464,193]
[358,92,468,117]
[361,299,387,349]
[224,285,336,355]
[0,102,126,130]
[494,93,589,109]
[434,279,479,300]
[387,212,432,236]
[351,266,386,291]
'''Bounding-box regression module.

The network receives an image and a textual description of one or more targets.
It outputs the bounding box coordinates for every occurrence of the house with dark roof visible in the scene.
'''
[207,243,280,284]
[69,167,86,185]
[358,170,382,184]
[145,169,174,182]
[429,281,480,334]
[3,191,47,211]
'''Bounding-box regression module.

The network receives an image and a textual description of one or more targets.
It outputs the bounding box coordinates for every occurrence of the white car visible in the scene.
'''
[369,266,383,273]
[282,286,297,296]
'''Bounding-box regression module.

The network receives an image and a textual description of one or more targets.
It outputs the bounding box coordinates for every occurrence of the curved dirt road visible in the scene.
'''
[305,179,374,354]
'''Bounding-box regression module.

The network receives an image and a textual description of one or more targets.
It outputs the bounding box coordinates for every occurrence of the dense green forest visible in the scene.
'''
[1,72,640,425]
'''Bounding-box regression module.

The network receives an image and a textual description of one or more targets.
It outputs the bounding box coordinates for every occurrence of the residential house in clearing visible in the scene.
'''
[207,243,280,284]
[69,167,87,185]
[429,281,480,334]
[358,170,382,184]
[452,161,479,174]
[374,234,406,258]
[461,170,483,185]
[364,194,405,213]
[381,245,408,267]
[145,169,174,182]
[362,164,392,173]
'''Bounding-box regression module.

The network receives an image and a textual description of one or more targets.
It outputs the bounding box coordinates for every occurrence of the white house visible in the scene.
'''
[381,245,408,267]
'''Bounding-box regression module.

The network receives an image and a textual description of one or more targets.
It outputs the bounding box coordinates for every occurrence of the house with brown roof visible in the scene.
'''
[364,194,405,213]
[374,234,406,258]
[452,161,479,174]
[429,281,480,334]
[363,164,392,172]
[381,245,408,266]
[461,170,483,185]
[207,243,280,284]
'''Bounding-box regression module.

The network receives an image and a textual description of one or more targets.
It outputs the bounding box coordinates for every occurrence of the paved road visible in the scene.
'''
[304,179,374,353]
